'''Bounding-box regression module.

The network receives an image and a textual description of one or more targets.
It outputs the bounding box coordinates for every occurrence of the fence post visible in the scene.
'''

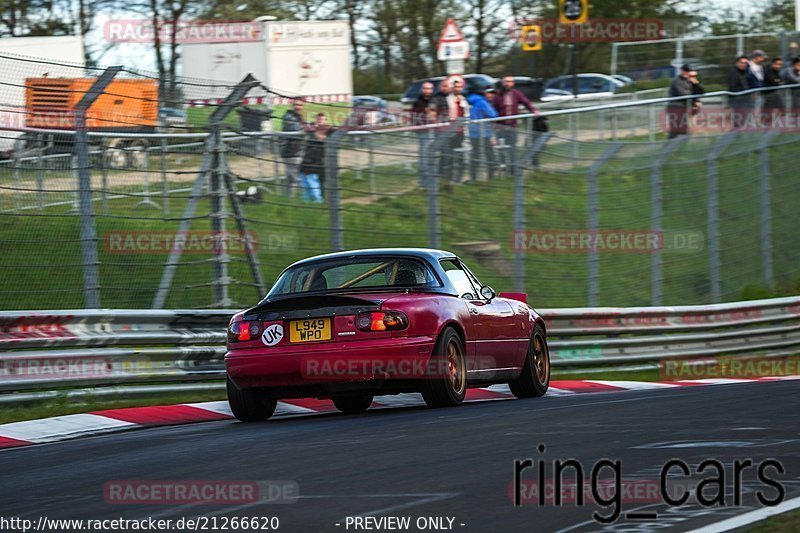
[650,137,684,306]
[74,66,122,308]
[513,132,552,293]
[610,43,618,76]
[326,129,345,251]
[706,132,737,304]
[160,136,169,216]
[759,131,778,289]
[427,130,445,249]
[209,129,231,307]
[587,143,623,307]
[368,134,376,199]
[35,149,45,210]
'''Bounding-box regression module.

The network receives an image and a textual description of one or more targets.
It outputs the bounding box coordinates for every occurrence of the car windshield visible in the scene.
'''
[268,256,441,297]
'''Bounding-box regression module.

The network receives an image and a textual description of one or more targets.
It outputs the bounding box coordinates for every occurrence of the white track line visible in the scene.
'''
[0,413,134,443]
[687,495,800,532]
[587,380,679,390]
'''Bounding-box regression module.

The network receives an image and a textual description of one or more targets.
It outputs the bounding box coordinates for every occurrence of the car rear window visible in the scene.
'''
[269,256,441,296]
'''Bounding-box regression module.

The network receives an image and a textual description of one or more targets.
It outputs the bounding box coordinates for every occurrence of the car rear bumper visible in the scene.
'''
[226,336,437,389]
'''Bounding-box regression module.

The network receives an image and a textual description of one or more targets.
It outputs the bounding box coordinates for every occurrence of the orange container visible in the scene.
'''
[24,78,158,130]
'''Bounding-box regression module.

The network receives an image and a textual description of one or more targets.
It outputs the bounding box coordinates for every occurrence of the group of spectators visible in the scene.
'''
[727,48,800,111]
[278,75,542,202]
[411,76,539,183]
[668,47,800,137]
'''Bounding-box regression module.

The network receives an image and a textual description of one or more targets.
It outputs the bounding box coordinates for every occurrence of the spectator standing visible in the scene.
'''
[412,81,435,126]
[728,55,753,126]
[466,87,498,182]
[298,113,331,204]
[412,81,436,186]
[493,76,538,170]
[280,98,309,197]
[780,57,800,111]
[763,57,785,113]
[431,78,452,182]
[443,78,470,182]
[786,42,800,63]
[666,64,694,138]
[747,50,767,89]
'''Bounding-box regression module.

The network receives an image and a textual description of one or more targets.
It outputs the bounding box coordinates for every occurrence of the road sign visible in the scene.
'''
[445,59,465,75]
[438,18,465,43]
[437,40,470,61]
[521,25,542,51]
[559,0,588,24]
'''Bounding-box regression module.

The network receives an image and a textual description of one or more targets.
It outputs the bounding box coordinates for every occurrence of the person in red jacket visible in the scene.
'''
[493,76,538,170]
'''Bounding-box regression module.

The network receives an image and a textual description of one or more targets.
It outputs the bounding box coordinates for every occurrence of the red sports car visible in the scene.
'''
[225,248,550,421]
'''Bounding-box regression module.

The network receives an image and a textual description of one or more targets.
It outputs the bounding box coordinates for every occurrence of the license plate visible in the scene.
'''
[289,318,331,343]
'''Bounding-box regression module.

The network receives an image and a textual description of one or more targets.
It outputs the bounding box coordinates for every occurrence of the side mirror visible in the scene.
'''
[480,285,496,301]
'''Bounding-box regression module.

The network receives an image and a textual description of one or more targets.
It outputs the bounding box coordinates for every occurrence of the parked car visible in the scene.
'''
[400,74,497,106]
[494,76,545,102]
[348,95,398,127]
[225,248,550,421]
[158,107,187,128]
[542,73,633,101]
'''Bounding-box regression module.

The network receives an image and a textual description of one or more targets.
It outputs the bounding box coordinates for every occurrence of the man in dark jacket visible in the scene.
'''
[280,98,308,198]
[493,76,538,170]
[412,82,436,186]
[728,55,753,127]
[667,64,694,138]
[411,81,435,126]
[763,57,785,114]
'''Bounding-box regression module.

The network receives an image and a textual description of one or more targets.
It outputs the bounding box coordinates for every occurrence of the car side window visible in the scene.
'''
[440,259,479,299]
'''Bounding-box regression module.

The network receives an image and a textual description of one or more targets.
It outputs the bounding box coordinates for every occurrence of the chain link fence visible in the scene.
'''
[0,53,799,310]
[612,31,800,88]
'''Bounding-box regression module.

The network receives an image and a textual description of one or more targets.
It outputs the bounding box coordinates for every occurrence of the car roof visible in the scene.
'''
[287,248,458,268]
[409,74,492,84]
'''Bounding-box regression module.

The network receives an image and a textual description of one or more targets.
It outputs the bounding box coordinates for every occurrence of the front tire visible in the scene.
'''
[509,324,550,398]
[226,376,278,422]
[421,327,467,408]
[332,395,374,414]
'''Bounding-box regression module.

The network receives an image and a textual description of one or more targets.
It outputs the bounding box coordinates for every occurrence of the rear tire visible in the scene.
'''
[226,376,278,422]
[421,327,467,408]
[332,395,374,414]
[508,324,550,398]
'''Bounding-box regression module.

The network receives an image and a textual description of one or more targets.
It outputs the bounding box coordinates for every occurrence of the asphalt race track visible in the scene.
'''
[2,380,799,532]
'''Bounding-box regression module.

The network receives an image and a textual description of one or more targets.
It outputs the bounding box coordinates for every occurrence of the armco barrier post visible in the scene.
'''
[587,143,623,307]
[706,132,737,303]
[650,137,684,306]
[326,129,345,251]
[759,131,777,289]
[75,66,122,308]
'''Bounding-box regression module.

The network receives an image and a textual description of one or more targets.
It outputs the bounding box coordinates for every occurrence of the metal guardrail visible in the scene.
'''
[1,296,798,402]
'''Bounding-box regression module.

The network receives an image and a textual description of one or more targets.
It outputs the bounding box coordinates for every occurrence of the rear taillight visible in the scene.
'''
[228,320,261,343]
[356,311,408,332]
